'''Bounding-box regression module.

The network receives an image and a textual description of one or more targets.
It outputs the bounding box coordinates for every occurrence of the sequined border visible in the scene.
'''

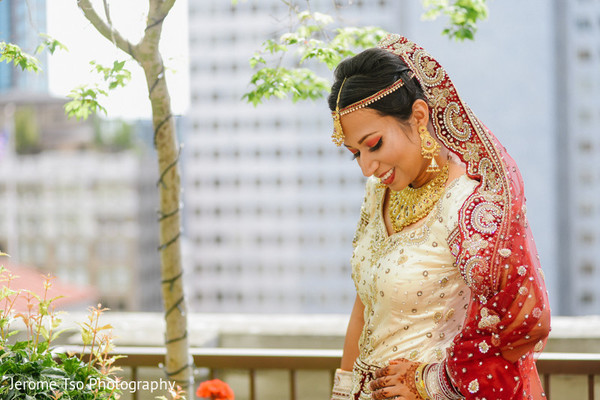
[378,34,514,296]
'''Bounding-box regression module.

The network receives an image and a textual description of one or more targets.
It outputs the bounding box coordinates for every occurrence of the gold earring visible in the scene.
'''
[418,126,441,173]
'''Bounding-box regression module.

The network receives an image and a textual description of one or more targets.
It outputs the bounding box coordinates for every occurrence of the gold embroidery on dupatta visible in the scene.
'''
[463,142,481,163]
[471,202,503,235]
[498,248,512,258]
[443,103,472,141]
[478,159,504,198]
[431,87,450,108]
[390,41,414,56]
[463,233,488,256]
[414,50,445,86]
[377,34,515,294]
[464,256,488,288]
[478,307,500,329]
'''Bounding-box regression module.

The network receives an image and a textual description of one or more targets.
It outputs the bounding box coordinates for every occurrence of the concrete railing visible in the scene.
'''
[66,346,600,400]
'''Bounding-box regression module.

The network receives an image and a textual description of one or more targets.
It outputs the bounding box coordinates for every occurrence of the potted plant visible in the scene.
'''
[0,261,121,399]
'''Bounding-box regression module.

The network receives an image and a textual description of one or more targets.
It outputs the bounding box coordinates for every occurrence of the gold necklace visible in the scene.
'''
[388,164,449,233]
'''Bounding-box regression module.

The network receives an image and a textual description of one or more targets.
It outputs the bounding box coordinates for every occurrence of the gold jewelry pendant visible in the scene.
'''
[388,164,449,233]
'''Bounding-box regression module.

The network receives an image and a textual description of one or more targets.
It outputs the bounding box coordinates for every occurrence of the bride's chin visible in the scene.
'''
[388,181,407,191]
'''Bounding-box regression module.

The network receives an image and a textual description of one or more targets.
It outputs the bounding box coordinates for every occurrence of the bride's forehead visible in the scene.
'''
[341,109,385,130]
[342,110,396,136]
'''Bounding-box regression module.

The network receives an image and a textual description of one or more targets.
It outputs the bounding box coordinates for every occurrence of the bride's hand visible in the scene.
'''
[368,358,423,400]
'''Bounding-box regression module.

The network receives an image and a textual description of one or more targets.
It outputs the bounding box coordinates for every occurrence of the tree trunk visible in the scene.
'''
[139,48,192,395]
[76,0,192,396]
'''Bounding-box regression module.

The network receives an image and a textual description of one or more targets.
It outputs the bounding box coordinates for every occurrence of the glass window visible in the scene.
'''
[576,17,592,30]
[577,48,592,62]
[579,140,593,153]
[581,261,595,275]
[581,291,594,304]
[581,231,595,245]
[579,202,594,216]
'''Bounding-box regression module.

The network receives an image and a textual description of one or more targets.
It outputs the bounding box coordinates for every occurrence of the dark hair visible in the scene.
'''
[327,48,426,123]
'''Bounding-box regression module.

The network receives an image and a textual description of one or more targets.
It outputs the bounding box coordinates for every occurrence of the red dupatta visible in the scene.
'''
[377,35,551,399]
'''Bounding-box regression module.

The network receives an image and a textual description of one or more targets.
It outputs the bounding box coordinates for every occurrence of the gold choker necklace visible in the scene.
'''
[388,164,449,233]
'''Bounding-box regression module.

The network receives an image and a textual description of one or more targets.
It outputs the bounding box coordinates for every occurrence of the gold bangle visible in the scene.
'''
[414,363,430,400]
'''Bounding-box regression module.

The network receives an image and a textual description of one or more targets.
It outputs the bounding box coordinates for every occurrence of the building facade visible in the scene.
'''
[184,0,585,315]
[0,148,142,310]
[555,0,600,315]
[0,0,165,312]
[398,2,561,310]
[184,1,409,313]
[0,93,162,312]
[0,0,48,93]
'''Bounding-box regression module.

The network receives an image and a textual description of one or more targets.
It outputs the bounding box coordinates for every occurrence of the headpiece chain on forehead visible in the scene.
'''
[331,72,414,146]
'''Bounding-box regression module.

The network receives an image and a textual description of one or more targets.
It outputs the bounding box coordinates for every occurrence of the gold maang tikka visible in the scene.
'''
[331,73,414,146]
[418,125,441,173]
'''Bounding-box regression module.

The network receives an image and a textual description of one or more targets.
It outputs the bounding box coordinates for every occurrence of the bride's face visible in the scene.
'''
[341,106,432,191]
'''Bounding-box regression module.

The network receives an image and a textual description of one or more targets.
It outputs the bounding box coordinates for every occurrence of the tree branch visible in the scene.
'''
[77,0,137,58]
[158,0,177,19]
[141,0,176,47]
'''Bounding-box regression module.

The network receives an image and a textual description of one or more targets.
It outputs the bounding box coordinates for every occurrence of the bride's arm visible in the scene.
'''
[341,294,365,371]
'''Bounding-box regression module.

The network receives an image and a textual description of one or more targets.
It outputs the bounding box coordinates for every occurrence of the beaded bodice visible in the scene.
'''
[351,174,478,367]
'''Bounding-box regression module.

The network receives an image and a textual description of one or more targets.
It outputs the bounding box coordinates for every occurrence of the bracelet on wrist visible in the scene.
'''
[414,363,431,400]
[422,361,463,400]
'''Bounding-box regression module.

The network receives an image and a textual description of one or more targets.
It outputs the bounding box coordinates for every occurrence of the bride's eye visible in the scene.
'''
[368,138,383,152]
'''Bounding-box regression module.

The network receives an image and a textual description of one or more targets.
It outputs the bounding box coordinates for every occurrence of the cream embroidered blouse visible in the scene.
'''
[351,174,479,367]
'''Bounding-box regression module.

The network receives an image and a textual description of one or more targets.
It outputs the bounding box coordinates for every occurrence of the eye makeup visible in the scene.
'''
[364,136,382,148]
[347,136,383,160]
[368,137,382,152]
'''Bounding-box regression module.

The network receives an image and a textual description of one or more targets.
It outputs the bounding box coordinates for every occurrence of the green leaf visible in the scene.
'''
[243,67,330,106]
[249,54,267,68]
[37,34,68,55]
[11,341,30,351]
[0,42,41,72]
[41,367,68,379]
[64,85,108,121]
[80,329,93,346]
[39,326,50,342]
[113,60,125,71]
[421,0,488,41]
[50,328,68,342]
[245,9,386,106]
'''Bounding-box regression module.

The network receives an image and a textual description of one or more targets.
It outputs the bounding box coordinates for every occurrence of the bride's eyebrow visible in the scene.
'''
[358,131,379,145]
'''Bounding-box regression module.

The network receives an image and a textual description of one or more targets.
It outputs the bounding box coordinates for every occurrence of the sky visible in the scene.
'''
[47,0,189,120]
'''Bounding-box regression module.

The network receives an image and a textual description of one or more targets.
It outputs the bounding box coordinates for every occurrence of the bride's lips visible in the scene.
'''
[378,168,395,185]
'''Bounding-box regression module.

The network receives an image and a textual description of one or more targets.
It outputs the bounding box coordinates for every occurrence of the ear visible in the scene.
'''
[410,99,430,128]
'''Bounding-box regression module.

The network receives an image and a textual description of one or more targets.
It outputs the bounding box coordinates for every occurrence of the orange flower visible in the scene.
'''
[196,379,235,400]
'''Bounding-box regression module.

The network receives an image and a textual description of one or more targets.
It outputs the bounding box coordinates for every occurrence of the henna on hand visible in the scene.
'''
[369,359,424,400]
[371,387,391,400]
[404,363,421,398]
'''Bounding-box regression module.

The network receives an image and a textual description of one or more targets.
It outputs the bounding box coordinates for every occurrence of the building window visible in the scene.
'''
[579,140,593,153]
[577,48,592,62]
[579,202,594,216]
[578,108,593,123]
[575,17,592,30]
[579,170,594,185]
[581,291,594,304]
[581,261,595,275]
[581,231,595,245]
